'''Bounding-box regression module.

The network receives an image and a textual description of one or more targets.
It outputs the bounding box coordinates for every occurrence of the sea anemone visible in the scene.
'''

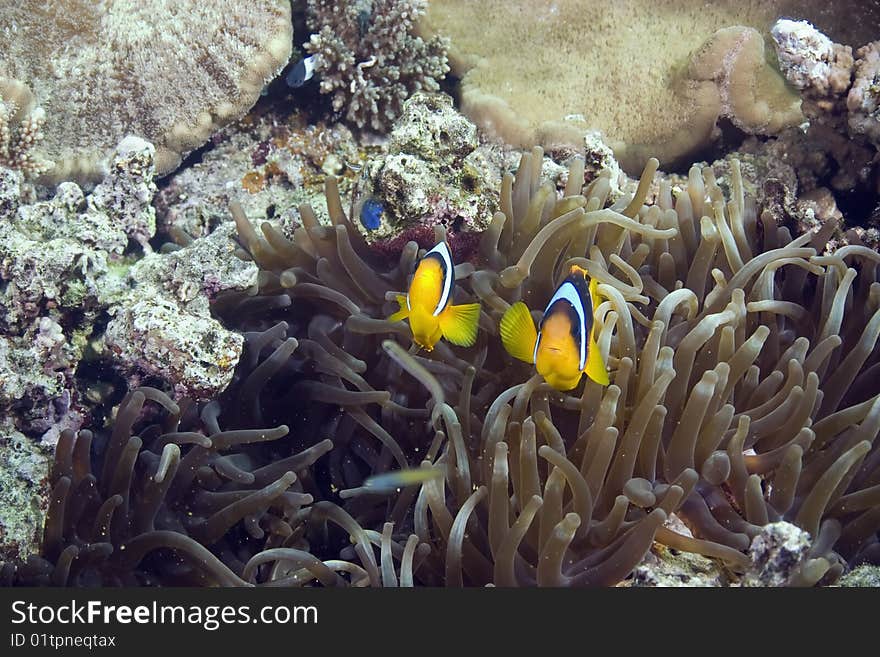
[7,149,880,586]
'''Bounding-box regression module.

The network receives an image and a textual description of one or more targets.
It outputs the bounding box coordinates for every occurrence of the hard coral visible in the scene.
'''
[0,78,54,180]
[425,0,808,173]
[0,0,292,183]
[305,0,449,132]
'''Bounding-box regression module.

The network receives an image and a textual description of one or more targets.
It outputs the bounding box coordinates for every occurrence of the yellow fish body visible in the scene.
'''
[500,265,609,390]
[389,241,481,351]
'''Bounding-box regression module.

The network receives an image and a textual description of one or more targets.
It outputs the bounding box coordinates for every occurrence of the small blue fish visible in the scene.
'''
[359,197,384,231]
[286,54,318,89]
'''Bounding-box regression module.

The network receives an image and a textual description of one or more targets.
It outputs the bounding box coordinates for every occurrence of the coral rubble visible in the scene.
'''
[369,92,501,242]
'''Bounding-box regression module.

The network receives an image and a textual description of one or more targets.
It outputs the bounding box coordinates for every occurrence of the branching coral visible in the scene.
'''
[304,0,449,132]
[0,78,53,179]
[0,0,292,182]
[9,148,880,587]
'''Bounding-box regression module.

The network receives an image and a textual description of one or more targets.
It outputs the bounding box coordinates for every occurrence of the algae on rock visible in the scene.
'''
[0,422,50,562]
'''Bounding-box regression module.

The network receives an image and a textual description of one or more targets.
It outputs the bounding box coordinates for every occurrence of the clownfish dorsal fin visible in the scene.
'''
[500,301,538,363]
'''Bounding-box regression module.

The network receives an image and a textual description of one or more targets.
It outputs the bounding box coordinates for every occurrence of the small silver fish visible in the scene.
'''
[286,54,318,88]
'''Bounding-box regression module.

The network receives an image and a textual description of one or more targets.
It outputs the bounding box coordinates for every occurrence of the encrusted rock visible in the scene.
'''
[0,319,84,441]
[629,546,728,587]
[371,92,500,241]
[771,20,854,99]
[847,41,880,146]
[0,135,257,437]
[837,565,880,587]
[104,295,244,400]
[741,521,811,587]
[87,136,158,249]
[155,113,360,240]
[103,223,257,399]
[0,166,22,220]
[0,420,50,561]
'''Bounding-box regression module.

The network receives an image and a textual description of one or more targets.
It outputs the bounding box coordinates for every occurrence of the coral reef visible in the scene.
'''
[102,223,256,399]
[770,20,879,196]
[0,137,255,447]
[368,93,501,242]
[424,1,816,173]
[155,110,362,241]
[772,19,854,104]
[304,0,449,132]
[8,146,880,587]
[0,421,50,562]
[0,318,84,441]
[0,0,292,182]
[848,41,880,146]
[0,78,53,179]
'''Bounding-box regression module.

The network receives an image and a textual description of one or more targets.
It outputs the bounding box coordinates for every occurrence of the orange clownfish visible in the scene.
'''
[500,265,609,391]
[389,241,481,351]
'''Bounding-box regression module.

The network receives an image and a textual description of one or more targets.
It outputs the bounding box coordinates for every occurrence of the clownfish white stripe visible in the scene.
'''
[425,241,454,316]
[542,280,588,370]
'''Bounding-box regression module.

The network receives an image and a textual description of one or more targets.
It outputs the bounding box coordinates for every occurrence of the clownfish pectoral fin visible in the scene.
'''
[388,295,410,322]
[589,277,602,309]
[438,303,481,347]
[584,330,609,385]
[500,301,538,363]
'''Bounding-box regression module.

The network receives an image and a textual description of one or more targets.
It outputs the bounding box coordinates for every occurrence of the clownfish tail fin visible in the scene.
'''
[500,301,538,363]
[438,302,481,347]
[388,294,410,322]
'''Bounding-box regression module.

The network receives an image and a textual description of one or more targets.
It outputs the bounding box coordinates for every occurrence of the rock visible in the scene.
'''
[0,421,50,561]
[371,92,501,242]
[837,564,880,587]
[741,521,811,587]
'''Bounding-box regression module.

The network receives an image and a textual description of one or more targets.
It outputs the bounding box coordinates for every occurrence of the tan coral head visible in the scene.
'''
[0,0,293,184]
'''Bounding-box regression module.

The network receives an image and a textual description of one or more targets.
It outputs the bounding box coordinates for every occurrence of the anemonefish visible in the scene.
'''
[388,241,481,351]
[500,265,610,391]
